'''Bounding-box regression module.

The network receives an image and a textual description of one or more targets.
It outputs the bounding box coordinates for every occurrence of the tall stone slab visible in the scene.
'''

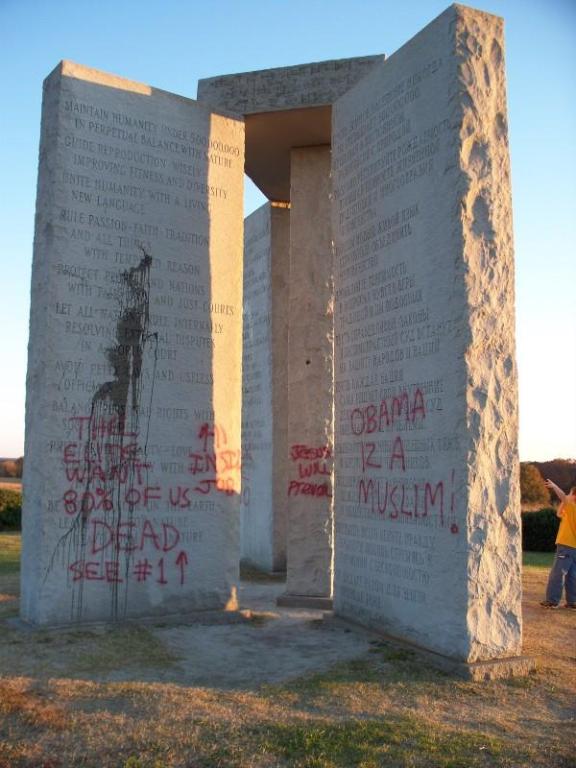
[332,6,522,664]
[242,203,290,572]
[281,146,334,604]
[199,57,383,591]
[22,62,244,625]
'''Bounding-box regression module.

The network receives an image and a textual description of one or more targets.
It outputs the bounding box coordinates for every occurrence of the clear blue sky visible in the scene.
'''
[0,0,574,461]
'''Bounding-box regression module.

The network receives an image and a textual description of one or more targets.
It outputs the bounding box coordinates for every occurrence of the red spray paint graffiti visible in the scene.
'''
[287,444,332,498]
[61,415,155,515]
[188,422,241,495]
[61,417,241,514]
[350,388,458,534]
[68,517,189,585]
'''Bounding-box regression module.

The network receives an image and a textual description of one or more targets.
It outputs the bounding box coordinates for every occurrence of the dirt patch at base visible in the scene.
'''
[0,567,574,767]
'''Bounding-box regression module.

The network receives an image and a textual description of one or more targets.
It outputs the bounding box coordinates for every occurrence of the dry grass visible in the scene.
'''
[0,679,68,730]
[0,555,574,767]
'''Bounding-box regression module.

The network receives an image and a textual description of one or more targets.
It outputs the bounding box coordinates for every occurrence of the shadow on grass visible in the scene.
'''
[242,716,518,768]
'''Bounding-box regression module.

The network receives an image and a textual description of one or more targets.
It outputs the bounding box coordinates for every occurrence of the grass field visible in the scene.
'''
[0,532,20,575]
[523,551,554,569]
[0,534,574,768]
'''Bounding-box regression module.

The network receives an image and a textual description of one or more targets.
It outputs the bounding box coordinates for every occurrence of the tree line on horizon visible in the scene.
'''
[0,457,23,479]
[520,459,576,505]
[1,456,575,499]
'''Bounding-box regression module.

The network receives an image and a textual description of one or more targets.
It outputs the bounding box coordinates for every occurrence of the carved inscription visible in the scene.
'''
[240,207,274,565]
[23,64,243,624]
[332,49,464,628]
[198,57,384,112]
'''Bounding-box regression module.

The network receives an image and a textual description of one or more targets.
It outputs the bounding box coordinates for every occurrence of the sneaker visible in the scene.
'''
[540,601,560,608]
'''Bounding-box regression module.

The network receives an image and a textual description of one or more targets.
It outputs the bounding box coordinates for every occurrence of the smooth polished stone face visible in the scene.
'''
[197,56,384,114]
[22,62,244,626]
[284,147,334,599]
[242,202,289,572]
[331,6,521,662]
[197,56,384,201]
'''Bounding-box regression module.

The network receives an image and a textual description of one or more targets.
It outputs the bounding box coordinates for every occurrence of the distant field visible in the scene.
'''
[0,478,21,491]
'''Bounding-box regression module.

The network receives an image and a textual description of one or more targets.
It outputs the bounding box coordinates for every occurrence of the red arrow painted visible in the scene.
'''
[175,551,189,585]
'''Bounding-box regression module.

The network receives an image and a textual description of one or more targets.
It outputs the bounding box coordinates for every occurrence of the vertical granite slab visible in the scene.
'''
[22,62,244,625]
[199,57,386,588]
[242,203,290,572]
[283,146,334,601]
[332,5,521,662]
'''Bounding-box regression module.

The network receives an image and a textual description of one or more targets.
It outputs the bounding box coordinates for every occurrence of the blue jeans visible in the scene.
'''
[545,545,576,605]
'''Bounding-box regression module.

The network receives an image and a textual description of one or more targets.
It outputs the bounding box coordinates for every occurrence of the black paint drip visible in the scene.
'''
[49,248,157,622]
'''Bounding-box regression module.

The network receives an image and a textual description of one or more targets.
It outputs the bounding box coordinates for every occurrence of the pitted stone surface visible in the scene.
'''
[331,5,520,662]
[22,62,244,626]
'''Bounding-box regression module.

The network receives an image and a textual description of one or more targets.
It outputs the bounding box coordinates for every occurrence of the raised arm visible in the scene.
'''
[545,479,565,502]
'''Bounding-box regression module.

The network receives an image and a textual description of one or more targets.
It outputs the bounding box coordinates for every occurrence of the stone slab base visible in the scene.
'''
[8,609,253,634]
[277,594,333,610]
[325,615,536,681]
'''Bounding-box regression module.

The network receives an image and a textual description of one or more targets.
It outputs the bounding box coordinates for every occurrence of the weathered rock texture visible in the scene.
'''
[242,203,290,572]
[331,5,521,662]
[284,147,334,599]
[22,62,244,625]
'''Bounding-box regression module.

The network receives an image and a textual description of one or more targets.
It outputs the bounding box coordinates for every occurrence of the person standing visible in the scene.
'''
[540,480,576,608]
